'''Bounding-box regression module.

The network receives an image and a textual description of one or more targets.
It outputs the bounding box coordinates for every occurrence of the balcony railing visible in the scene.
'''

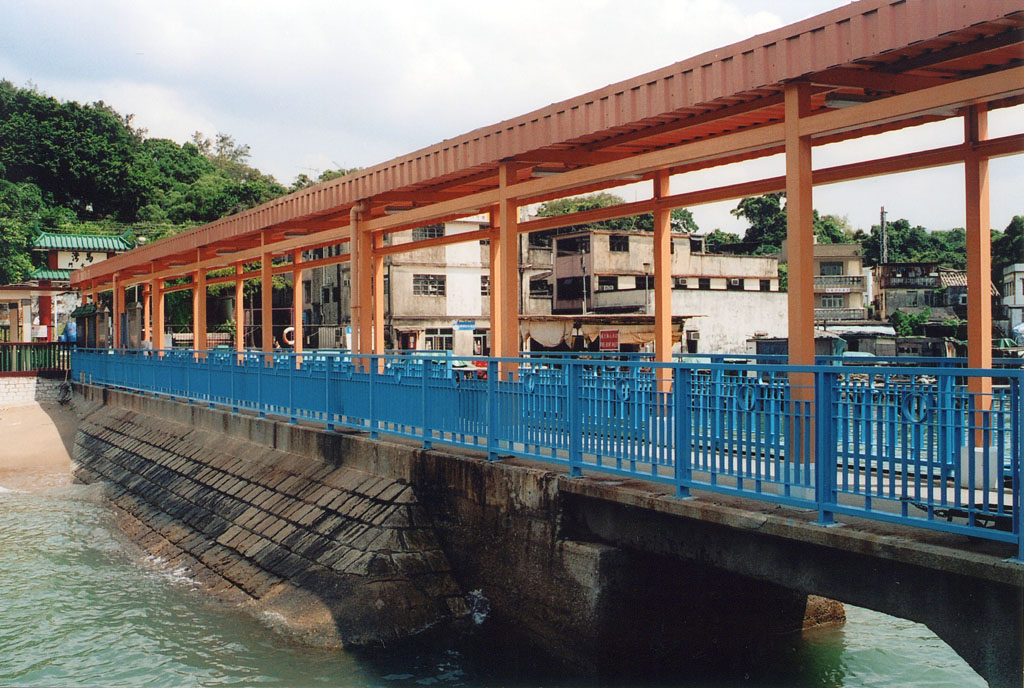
[814,275,865,290]
[72,348,1023,559]
[880,276,941,289]
[814,307,866,321]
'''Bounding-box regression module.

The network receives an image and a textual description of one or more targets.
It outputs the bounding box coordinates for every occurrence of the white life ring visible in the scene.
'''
[283,327,295,346]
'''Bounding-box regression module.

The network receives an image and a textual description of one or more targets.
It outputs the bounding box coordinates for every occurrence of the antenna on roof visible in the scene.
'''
[880,206,888,265]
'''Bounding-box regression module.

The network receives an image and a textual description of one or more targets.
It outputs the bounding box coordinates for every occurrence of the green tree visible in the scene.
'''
[731,194,854,253]
[732,193,787,253]
[534,193,699,242]
[704,229,742,253]
[890,308,931,336]
[993,215,1023,281]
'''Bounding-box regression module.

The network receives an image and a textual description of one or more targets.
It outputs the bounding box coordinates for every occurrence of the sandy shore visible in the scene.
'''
[0,402,78,492]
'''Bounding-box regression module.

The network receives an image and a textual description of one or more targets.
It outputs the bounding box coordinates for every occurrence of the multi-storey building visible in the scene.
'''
[1001,263,1023,341]
[542,229,786,353]
[780,241,871,323]
[874,262,1001,323]
[300,221,791,355]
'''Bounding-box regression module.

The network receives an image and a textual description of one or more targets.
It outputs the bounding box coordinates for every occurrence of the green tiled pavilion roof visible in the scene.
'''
[29,268,72,281]
[32,231,133,252]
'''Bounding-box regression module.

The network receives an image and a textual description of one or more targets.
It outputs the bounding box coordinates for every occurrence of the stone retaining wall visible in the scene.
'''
[73,400,466,647]
[0,374,64,405]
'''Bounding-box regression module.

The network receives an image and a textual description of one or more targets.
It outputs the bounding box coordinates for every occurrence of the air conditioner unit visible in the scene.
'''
[687,331,700,341]
[729,278,741,286]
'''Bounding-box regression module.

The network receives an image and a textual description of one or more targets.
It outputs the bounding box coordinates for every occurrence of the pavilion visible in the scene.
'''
[70,0,1023,398]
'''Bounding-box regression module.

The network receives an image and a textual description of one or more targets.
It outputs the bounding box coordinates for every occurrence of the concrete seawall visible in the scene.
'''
[73,387,468,647]
[72,383,842,678]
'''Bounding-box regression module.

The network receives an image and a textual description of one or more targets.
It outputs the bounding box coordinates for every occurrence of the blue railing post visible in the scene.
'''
[288,355,297,424]
[486,360,498,461]
[230,355,239,414]
[325,356,335,432]
[814,369,836,526]
[421,357,432,449]
[256,356,266,418]
[368,356,379,439]
[1013,372,1023,563]
[673,366,693,498]
[207,352,215,408]
[568,361,582,477]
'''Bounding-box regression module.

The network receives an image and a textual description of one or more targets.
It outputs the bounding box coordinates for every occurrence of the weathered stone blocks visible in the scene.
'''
[73,403,467,648]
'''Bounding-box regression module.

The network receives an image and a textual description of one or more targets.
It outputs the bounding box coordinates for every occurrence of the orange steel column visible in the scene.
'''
[496,163,520,367]
[261,251,274,355]
[234,264,245,353]
[371,234,385,358]
[194,267,207,352]
[152,278,165,351]
[142,283,151,343]
[349,205,363,357]
[488,207,501,355]
[358,228,373,361]
[292,250,304,361]
[112,273,123,348]
[652,170,673,372]
[964,104,993,415]
[785,82,815,371]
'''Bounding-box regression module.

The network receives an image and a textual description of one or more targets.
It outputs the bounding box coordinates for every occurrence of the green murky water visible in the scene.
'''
[0,483,985,687]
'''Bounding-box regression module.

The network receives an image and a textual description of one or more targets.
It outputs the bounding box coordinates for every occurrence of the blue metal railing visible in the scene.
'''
[71,348,1023,559]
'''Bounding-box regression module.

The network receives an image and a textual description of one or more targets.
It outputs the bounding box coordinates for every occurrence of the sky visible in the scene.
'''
[1,0,1020,236]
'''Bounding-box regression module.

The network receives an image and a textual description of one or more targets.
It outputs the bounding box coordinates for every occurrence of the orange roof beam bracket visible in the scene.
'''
[799,65,1024,140]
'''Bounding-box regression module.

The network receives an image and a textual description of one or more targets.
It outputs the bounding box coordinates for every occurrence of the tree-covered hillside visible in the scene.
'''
[0,80,352,284]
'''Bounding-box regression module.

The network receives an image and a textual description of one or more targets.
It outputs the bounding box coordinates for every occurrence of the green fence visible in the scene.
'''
[0,342,72,373]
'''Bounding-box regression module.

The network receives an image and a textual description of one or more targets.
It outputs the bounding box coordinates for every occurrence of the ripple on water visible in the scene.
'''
[0,485,988,688]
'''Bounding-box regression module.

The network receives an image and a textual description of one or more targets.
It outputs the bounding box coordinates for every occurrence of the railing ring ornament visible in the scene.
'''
[901,391,929,422]
[736,383,758,411]
[617,379,630,402]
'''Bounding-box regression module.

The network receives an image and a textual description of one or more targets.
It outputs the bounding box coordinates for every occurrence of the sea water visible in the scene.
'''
[0,483,985,687]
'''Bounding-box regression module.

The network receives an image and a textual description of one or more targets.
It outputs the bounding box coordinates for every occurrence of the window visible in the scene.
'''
[530,278,553,298]
[473,329,489,356]
[480,275,490,296]
[609,235,629,252]
[820,262,844,276]
[673,277,687,289]
[821,294,845,309]
[689,238,704,254]
[557,276,585,300]
[698,277,711,290]
[727,278,744,291]
[597,276,617,291]
[634,275,653,290]
[529,232,553,248]
[759,279,771,292]
[412,223,444,241]
[424,328,453,350]
[412,274,446,296]
[556,236,590,256]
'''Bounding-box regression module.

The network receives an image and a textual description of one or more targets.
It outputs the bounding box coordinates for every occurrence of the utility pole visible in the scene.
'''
[880,206,888,265]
